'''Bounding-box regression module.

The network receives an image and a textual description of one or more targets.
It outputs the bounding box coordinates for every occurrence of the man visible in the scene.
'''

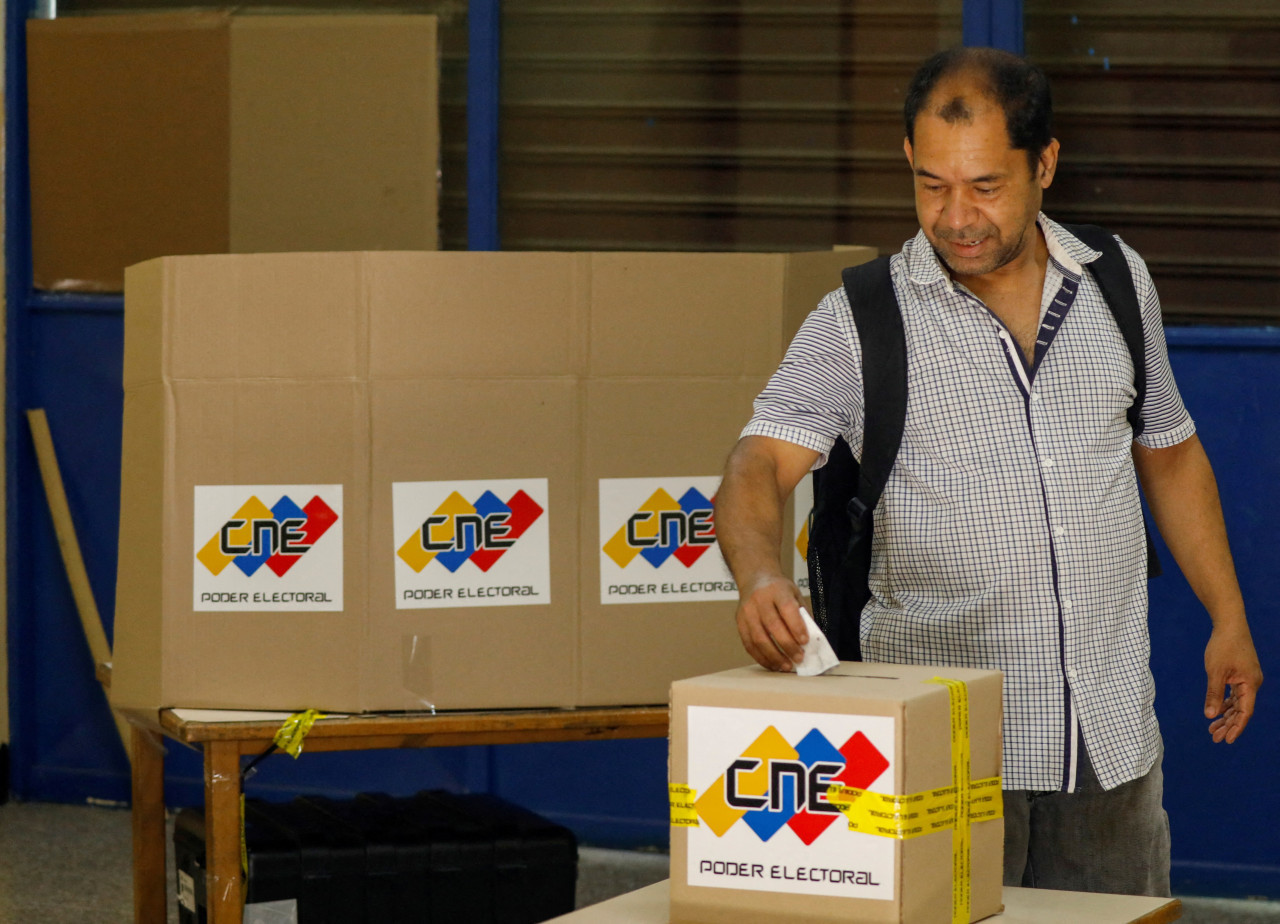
[714,47,1262,897]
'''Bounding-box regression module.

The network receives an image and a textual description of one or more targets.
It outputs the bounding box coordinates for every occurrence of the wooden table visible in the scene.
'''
[127,705,670,924]
[548,880,1182,924]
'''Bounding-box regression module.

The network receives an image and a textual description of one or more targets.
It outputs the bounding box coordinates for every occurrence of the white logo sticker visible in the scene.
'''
[599,477,737,604]
[684,705,896,900]
[193,485,343,611]
[392,479,551,609]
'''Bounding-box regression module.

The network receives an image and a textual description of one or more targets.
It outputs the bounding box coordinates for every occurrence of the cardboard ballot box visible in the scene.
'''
[110,248,876,716]
[668,663,1003,924]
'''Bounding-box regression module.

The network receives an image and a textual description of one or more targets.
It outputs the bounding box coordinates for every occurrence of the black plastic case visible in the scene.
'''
[173,790,578,923]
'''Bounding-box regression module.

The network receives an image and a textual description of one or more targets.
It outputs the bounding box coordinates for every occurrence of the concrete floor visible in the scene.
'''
[0,800,1277,923]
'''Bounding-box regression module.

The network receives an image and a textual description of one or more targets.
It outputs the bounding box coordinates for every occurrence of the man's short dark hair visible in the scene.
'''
[903,47,1053,170]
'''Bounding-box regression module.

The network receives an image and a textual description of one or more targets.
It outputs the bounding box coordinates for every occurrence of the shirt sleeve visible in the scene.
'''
[740,286,866,468]
[1118,239,1197,449]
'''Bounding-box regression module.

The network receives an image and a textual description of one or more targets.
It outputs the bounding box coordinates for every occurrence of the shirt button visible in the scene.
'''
[1054,526,1066,539]
[1067,668,1078,681]
[1044,458,1055,468]
[1063,598,1073,610]
[1031,393,1041,403]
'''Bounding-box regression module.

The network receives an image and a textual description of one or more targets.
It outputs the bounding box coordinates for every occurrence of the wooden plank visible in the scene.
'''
[161,705,670,745]
[254,725,667,755]
[26,408,132,762]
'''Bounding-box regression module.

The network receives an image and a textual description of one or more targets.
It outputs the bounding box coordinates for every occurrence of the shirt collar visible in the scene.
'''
[903,212,1097,289]
[1038,213,1094,276]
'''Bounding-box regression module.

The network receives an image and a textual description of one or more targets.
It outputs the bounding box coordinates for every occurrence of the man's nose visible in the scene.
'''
[940,190,977,229]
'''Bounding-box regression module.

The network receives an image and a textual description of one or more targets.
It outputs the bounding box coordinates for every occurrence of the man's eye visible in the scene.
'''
[975,187,998,195]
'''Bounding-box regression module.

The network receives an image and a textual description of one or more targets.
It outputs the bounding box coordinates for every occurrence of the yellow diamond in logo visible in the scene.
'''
[602,526,639,568]
[693,726,798,838]
[197,495,272,575]
[603,488,683,568]
[397,531,434,573]
[397,491,476,572]
[695,774,747,837]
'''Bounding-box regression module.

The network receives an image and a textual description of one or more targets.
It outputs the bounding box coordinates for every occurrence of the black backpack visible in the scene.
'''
[805,223,1160,661]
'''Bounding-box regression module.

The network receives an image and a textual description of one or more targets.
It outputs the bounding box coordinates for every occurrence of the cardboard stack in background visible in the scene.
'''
[26,12,439,293]
[110,247,876,717]
[669,663,1003,924]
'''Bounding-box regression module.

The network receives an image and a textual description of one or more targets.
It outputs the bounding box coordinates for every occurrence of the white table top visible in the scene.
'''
[548,880,1181,923]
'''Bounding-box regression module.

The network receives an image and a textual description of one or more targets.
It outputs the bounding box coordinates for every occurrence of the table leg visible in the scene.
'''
[204,741,243,924]
[131,724,167,924]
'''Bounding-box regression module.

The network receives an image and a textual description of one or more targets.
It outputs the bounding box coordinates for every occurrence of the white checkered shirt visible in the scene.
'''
[743,215,1195,791]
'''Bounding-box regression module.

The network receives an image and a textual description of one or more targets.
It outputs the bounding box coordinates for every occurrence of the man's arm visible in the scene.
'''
[1133,434,1263,743]
[715,435,822,671]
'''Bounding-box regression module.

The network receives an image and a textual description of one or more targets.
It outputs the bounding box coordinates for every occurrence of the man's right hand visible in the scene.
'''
[736,574,810,672]
[715,434,822,671]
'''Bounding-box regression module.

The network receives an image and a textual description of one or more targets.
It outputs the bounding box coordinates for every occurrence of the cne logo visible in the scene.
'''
[696,726,889,846]
[397,489,544,574]
[197,494,338,578]
[602,487,715,569]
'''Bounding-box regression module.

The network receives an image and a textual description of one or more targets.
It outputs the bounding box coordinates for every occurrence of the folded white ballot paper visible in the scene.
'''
[795,606,840,676]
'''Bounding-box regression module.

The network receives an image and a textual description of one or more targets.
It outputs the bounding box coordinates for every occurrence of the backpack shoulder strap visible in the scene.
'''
[840,256,906,523]
[1060,222,1147,439]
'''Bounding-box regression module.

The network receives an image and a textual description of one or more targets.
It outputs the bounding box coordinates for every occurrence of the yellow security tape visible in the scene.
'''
[668,784,700,827]
[273,709,327,758]
[928,677,971,924]
[968,776,1004,822]
[670,777,1000,837]
[826,776,1000,839]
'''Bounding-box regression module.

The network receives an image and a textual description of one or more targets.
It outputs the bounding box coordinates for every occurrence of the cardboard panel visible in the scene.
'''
[27,13,232,292]
[110,383,170,716]
[366,378,579,709]
[165,381,367,711]
[781,248,878,343]
[229,15,439,253]
[578,378,763,705]
[588,253,787,378]
[121,260,168,389]
[366,252,587,379]
[125,253,366,387]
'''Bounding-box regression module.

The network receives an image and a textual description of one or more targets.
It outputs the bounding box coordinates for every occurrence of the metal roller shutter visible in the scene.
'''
[475,1,960,254]
[1027,2,1280,322]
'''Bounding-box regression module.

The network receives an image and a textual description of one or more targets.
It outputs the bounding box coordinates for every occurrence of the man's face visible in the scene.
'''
[903,95,1057,281]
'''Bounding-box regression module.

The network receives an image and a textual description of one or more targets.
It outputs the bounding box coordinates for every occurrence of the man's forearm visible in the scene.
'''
[1133,435,1244,623]
[715,441,790,592]
[1134,434,1262,740]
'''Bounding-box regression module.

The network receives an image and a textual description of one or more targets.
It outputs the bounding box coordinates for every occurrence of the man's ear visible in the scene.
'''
[903,136,914,168]
[1038,138,1060,189]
